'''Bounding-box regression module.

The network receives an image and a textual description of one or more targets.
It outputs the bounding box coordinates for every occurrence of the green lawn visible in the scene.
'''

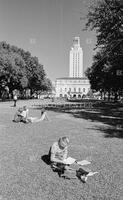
[0,100,122,200]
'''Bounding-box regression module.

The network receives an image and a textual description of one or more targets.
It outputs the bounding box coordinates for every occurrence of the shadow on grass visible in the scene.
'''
[32,102,123,139]
[86,125,123,138]
[41,154,51,165]
[41,154,63,177]
[71,104,123,138]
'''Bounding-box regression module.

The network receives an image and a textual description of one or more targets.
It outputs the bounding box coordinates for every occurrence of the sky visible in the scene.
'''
[0,0,97,81]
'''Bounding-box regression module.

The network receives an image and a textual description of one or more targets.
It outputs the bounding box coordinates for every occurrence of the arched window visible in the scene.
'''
[83,88,85,92]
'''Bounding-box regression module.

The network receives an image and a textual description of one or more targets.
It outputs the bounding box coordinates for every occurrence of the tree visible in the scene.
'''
[0,43,28,95]
[85,0,123,100]
[41,78,53,91]
[22,55,46,93]
[0,41,51,98]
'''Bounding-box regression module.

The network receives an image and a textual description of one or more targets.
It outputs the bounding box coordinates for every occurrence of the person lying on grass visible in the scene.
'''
[13,107,50,123]
[27,108,50,123]
[49,137,90,183]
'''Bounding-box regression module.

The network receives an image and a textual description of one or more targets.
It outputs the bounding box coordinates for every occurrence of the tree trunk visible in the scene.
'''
[104,91,106,101]
[114,92,118,102]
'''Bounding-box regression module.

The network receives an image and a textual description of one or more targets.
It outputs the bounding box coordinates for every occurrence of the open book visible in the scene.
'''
[77,160,91,166]
[87,172,98,177]
[64,157,76,165]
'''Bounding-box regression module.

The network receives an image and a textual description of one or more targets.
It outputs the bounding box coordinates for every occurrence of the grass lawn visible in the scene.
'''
[0,100,122,200]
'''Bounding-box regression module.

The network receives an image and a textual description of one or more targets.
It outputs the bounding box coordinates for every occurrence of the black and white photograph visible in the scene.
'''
[0,0,123,199]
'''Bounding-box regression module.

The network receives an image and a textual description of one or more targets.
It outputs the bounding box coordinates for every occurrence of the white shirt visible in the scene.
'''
[20,109,29,118]
[51,142,68,161]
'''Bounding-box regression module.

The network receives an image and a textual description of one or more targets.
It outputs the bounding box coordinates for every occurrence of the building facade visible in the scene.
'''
[55,77,90,98]
[55,37,90,98]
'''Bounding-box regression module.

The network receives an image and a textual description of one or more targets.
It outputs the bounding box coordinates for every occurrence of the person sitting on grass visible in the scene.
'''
[49,137,90,183]
[13,107,24,123]
[20,105,29,123]
[13,107,49,123]
[13,105,29,123]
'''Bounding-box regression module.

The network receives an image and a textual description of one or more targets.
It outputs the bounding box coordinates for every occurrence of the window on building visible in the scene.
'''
[60,94,63,98]
[78,88,81,92]
[69,88,71,92]
[60,88,62,92]
[83,88,85,92]
[74,88,76,92]
[65,88,67,92]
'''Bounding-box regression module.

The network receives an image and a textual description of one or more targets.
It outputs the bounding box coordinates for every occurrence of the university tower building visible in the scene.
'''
[69,37,83,78]
[55,37,90,98]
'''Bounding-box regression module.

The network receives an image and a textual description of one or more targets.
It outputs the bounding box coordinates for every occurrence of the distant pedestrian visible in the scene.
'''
[13,94,17,107]
[52,97,54,102]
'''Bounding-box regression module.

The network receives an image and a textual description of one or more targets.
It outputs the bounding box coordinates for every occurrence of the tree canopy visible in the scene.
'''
[0,41,52,97]
[85,0,123,100]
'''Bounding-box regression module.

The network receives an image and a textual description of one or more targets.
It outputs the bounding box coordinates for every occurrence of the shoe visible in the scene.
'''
[80,175,88,183]
[76,168,89,176]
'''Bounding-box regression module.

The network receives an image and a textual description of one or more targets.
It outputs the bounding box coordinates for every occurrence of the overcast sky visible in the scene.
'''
[0,0,97,81]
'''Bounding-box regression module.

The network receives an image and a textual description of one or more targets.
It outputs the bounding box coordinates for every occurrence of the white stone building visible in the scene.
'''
[55,37,90,98]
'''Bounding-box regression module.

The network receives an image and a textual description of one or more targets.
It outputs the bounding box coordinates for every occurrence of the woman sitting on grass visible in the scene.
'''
[49,137,90,183]
[13,106,29,123]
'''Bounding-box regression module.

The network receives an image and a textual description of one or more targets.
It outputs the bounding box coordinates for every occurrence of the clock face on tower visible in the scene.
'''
[73,37,80,47]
